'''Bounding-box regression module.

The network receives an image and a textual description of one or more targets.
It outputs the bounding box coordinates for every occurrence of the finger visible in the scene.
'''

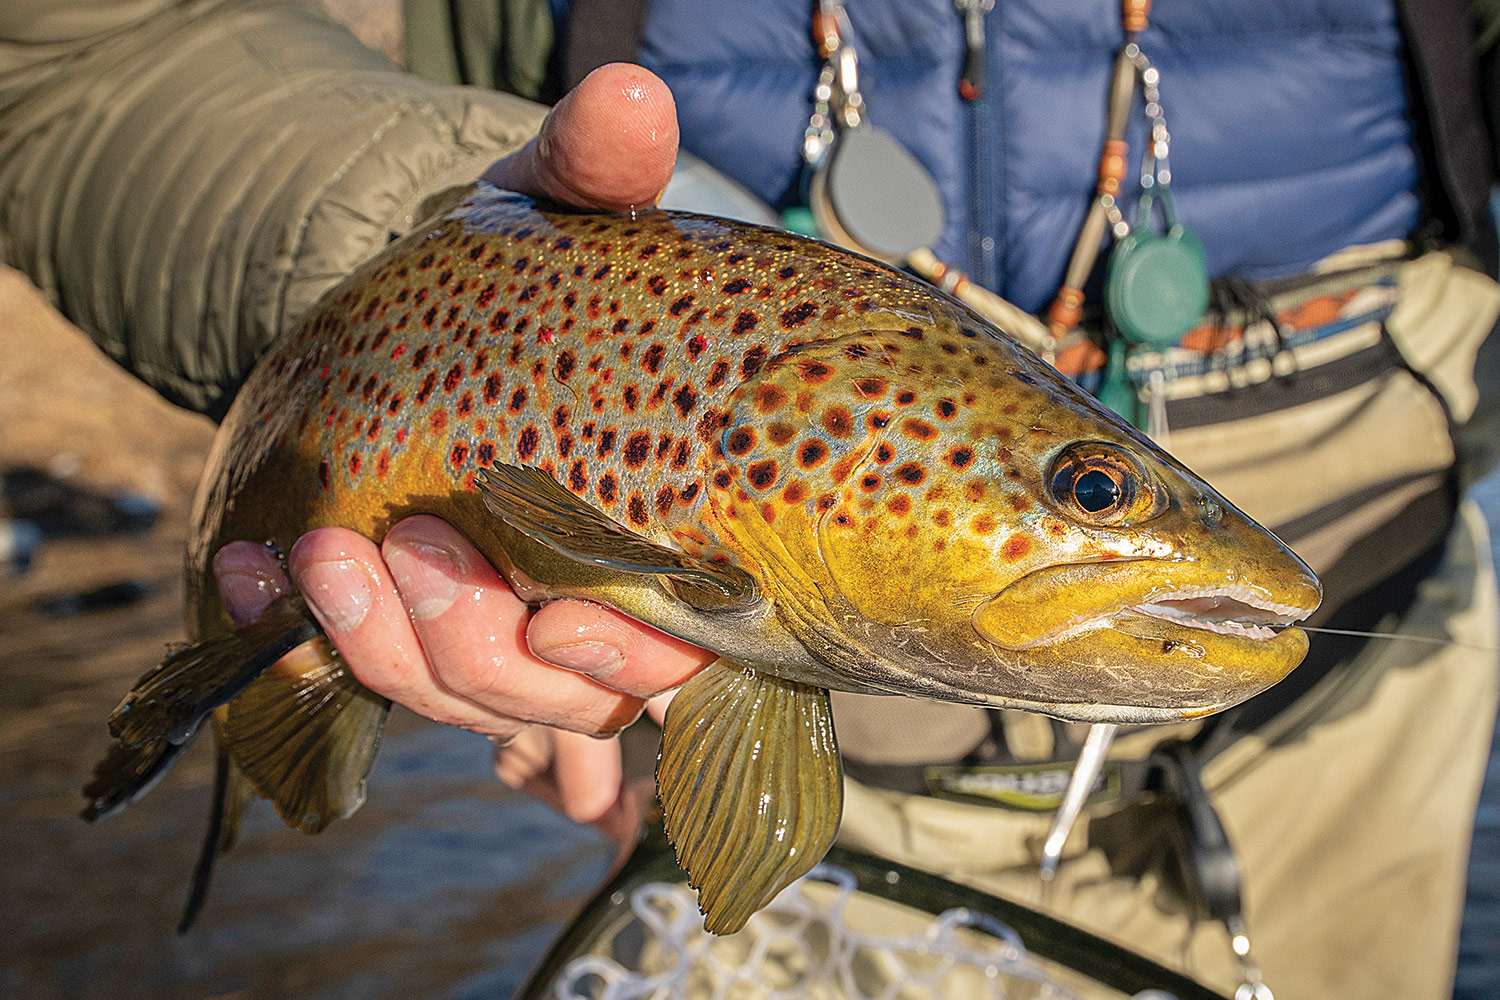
[212,541,291,627]
[551,730,624,824]
[526,600,716,697]
[380,516,645,734]
[645,691,675,726]
[493,728,633,833]
[481,63,678,212]
[288,526,531,739]
[493,726,554,791]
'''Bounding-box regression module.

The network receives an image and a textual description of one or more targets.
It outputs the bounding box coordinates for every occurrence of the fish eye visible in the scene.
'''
[1073,469,1121,513]
[1046,442,1163,527]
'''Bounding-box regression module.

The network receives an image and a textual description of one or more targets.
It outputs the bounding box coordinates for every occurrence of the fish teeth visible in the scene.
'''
[1135,583,1312,620]
[1131,604,1279,640]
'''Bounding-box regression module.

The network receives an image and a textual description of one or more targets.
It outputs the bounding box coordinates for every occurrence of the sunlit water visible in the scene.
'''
[2,474,1497,1000]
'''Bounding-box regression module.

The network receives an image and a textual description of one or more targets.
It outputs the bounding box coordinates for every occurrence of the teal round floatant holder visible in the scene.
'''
[1104,189,1209,348]
[1096,338,1141,426]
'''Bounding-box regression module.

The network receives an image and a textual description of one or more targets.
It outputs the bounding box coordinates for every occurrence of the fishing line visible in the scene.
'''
[1293,624,1498,653]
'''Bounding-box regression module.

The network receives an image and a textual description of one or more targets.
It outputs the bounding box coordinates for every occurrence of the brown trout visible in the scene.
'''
[85,184,1319,934]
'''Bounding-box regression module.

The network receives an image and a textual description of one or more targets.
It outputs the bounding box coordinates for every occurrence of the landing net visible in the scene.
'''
[547,863,1176,1000]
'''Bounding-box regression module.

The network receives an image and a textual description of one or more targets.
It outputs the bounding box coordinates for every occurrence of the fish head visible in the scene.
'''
[711,310,1321,723]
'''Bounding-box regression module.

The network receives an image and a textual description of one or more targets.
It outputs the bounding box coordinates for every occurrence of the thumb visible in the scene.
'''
[481,63,679,212]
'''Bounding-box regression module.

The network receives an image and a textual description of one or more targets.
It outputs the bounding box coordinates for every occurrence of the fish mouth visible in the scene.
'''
[971,557,1321,652]
[1128,584,1313,641]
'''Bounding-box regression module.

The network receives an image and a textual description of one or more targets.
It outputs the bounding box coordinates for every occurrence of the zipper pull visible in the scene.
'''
[955,0,994,101]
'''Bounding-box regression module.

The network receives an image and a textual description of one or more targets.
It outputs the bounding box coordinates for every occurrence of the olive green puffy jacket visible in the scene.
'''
[0,0,548,418]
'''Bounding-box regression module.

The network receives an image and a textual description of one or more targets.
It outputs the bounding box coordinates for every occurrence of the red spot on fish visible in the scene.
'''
[623,431,652,469]
[779,302,817,329]
[726,428,757,456]
[903,419,937,441]
[413,371,437,405]
[854,377,887,399]
[767,423,795,446]
[483,373,504,405]
[673,384,699,419]
[746,460,778,491]
[1010,495,1032,512]
[348,452,362,476]
[821,406,853,438]
[449,442,469,468]
[741,346,767,379]
[887,495,912,516]
[797,439,829,469]
[752,385,787,414]
[946,446,975,469]
[1002,534,1031,559]
[934,509,951,527]
[895,462,927,486]
[517,424,539,460]
[973,514,997,536]
[797,360,833,384]
[627,493,649,527]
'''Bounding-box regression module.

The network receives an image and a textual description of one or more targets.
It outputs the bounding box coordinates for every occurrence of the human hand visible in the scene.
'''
[213,64,710,840]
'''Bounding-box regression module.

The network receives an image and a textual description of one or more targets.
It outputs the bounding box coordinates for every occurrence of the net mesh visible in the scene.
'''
[547,863,1179,1000]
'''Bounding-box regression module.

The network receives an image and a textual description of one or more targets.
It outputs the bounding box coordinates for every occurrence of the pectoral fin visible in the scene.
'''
[657,659,842,934]
[474,464,756,610]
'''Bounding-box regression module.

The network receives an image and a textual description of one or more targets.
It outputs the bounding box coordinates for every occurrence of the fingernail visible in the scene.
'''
[385,539,459,620]
[297,560,373,633]
[535,640,625,679]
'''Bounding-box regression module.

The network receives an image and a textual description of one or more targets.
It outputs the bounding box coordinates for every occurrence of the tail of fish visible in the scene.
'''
[81,604,389,929]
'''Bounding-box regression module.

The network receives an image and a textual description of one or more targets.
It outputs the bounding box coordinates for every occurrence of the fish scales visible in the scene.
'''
[93,186,1321,936]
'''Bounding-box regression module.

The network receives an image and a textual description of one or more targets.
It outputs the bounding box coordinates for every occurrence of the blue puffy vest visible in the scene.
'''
[635,0,1419,314]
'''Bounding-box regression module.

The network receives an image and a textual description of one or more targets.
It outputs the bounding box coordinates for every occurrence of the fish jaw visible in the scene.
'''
[961,494,1322,719]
